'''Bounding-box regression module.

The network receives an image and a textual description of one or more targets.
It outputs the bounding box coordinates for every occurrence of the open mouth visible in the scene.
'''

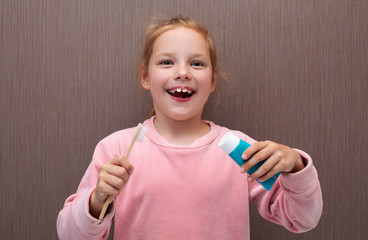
[167,87,195,99]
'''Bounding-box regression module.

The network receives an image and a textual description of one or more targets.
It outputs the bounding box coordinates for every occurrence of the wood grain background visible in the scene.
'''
[1,0,367,239]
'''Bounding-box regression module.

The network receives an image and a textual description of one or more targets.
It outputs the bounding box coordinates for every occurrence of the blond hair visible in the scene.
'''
[140,15,218,77]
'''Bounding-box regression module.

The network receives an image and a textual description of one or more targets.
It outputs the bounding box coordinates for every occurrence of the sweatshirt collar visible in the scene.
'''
[143,116,221,149]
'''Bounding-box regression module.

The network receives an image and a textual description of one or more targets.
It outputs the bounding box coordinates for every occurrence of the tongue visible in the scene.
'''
[171,92,191,98]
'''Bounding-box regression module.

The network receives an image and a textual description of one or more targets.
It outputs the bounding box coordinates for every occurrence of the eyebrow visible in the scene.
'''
[154,53,175,58]
[154,52,208,59]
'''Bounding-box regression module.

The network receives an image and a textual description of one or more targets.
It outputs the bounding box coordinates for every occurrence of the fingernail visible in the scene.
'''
[242,154,247,159]
[248,176,253,182]
[258,178,263,182]
[240,167,246,173]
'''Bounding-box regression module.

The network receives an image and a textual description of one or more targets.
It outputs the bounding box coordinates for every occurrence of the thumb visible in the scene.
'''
[116,155,134,175]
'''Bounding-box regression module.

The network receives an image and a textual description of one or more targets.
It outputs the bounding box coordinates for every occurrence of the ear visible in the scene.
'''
[210,67,218,93]
[140,64,150,90]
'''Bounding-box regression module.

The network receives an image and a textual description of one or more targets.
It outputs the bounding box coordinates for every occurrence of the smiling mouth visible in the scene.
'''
[167,87,195,99]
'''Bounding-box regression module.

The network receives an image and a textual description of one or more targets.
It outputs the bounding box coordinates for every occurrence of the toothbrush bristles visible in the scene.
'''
[137,126,147,142]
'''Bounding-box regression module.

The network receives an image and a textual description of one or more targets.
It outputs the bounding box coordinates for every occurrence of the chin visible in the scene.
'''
[154,105,204,122]
[168,111,202,122]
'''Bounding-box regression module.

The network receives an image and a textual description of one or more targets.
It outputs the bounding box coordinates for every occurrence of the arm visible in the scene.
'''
[56,140,117,240]
[249,150,323,232]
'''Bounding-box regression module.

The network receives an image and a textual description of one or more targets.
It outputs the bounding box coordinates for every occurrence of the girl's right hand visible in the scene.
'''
[89,156,134,217]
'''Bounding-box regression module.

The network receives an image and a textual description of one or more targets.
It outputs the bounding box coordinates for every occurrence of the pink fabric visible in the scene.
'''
[57,117,322,239]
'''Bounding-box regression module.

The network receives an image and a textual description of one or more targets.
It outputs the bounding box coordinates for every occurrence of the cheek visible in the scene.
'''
[197,72,215,89]
[146,72,167,95]
[148,69,169,84]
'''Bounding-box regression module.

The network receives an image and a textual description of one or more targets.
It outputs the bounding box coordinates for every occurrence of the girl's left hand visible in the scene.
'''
[240,141,305,182]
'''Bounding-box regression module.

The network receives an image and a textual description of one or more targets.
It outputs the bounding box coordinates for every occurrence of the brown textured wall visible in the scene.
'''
[1,0,367,239]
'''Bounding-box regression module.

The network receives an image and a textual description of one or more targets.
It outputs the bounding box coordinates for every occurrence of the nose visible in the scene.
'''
[174,65,192,81]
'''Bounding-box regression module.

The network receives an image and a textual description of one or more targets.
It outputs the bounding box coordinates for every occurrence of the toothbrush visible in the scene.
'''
[98,123,147,220]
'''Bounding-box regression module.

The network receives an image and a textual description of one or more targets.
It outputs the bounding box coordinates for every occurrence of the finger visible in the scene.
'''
[120,156,135,175]
[258,169,281,183]
[241,142,273,173]
[96,178,121,199]
[249,154,280,182]
[104,173,128,190]
[110,156,135,175]
[242,141,269,160]
[104,164,131,183]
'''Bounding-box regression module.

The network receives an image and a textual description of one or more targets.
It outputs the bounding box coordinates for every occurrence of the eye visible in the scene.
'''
[191,61,205,67]
[159,60,173,65]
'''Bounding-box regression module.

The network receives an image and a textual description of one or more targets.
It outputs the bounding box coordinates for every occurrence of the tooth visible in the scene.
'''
[176,88,182,93]
[182,89,187,93]
[187,90,192,94]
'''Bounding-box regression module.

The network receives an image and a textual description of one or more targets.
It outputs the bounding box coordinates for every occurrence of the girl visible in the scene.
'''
[57,16,322,239]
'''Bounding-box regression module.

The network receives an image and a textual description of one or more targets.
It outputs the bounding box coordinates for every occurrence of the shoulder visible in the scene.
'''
[95,124,145,155]
[97,118,153,148]
[100,126,137,144]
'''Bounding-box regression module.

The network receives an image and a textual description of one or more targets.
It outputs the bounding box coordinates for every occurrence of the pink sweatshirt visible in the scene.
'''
[57,117,322,239]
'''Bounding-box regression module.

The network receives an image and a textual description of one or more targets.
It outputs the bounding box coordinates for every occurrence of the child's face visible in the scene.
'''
[141,27,217,122]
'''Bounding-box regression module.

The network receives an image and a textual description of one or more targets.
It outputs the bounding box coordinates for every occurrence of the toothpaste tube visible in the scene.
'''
[219,132,280,191]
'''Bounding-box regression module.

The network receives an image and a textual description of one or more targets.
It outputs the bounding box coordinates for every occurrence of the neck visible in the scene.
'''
[153,114,210,145]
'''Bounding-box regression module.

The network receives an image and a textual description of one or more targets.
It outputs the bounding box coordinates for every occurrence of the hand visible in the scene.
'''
[89,156,134,218]
[240,141,304,182]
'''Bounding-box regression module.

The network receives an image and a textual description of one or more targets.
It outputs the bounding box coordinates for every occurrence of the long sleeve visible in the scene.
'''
[57,139,119,240]
[57,118,323,239]
[249,149,323,233]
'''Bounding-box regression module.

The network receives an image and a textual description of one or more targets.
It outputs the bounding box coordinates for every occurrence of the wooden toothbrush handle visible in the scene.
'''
[99,195,114,220]
[98,123,143,220]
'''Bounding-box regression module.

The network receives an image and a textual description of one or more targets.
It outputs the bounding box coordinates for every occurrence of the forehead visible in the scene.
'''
[152,27,210,56]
